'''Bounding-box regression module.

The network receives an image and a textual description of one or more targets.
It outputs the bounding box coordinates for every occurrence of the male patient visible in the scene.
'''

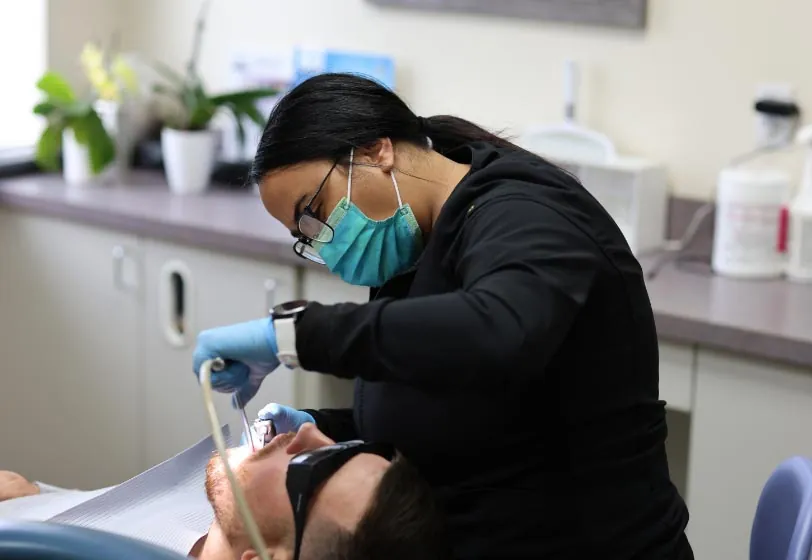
[1,423,448,560]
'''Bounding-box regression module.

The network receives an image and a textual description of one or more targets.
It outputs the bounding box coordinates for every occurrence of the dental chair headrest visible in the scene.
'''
[0,520,187,560]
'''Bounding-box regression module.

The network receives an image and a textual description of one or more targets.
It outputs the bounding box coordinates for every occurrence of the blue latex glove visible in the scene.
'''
[258,403,315,435]
[193,318,280,407]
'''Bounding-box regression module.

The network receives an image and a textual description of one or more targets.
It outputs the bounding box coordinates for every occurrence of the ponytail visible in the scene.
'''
[419,115,525,155]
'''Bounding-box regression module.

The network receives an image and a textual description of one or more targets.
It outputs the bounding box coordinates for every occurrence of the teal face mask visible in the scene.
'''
[315,149,423,287]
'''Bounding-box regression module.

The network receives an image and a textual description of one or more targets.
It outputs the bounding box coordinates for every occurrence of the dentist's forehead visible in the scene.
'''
[258,161,337,231]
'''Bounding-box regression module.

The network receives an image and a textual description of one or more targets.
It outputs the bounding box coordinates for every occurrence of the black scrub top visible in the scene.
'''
[297,142,692,559]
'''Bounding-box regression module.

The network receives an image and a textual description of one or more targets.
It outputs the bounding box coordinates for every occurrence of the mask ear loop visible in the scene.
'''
[391,171,404,208]
[347,148,354,201]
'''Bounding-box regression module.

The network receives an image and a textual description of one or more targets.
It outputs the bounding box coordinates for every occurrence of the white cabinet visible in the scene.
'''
[0,210,143,489]
[686,349,812,559]
[659,341,695,506]
[659,341,695,413]
[141,239,298,467]
[296,270,369,410]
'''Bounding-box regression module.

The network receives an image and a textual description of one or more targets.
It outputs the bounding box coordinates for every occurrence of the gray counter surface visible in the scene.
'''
[2,173,811,369]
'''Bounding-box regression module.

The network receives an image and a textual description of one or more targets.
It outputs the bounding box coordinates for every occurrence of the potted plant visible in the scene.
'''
[80,40,142,182]
[152,0,277,195]
[33,71,115,186]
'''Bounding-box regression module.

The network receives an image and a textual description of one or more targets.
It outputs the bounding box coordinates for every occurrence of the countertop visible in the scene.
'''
[2,172,811,370]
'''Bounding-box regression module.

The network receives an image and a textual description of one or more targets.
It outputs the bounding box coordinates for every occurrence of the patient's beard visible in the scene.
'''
[204,432,297,547]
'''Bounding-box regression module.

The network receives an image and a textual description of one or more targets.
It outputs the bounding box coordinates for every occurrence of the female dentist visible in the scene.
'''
[193,73,693,560]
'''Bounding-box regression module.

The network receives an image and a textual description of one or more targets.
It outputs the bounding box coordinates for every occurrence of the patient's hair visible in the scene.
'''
[303,454,450,560]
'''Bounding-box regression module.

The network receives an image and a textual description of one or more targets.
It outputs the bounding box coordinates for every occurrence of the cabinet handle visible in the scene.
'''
[112,245,138,293]
[264,278,277,314]
[160,260,193,348]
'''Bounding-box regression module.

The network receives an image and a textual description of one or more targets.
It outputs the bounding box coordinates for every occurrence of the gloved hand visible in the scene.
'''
[258,402,315,435]
[193,318,280,407]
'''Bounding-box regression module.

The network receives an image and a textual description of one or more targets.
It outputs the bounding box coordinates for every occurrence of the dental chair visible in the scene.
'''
[750,456,812,560]
[0,520,187,559]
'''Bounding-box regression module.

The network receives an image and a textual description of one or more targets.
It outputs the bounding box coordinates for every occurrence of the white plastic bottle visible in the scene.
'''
[712,168,791,279]
[786,125,812,282]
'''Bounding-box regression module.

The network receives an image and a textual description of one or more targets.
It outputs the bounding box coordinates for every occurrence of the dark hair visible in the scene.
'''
[304,453,450,560]
[250,72,523,184]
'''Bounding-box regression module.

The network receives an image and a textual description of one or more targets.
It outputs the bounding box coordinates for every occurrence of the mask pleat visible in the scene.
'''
[317,197,423,287]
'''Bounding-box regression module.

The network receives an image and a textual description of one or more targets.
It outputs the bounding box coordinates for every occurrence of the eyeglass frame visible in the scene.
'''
[292,158,341,263]
[286,440,395,560]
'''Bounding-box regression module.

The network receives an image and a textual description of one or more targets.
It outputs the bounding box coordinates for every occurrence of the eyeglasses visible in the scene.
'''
[293,159,339,265]
[287,440,395,560]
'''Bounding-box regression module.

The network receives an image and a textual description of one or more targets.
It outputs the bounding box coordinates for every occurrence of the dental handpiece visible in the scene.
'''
[210,357,256,452]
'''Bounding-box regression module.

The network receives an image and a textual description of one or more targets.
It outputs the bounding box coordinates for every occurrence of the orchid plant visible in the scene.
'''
[150,0,278,147]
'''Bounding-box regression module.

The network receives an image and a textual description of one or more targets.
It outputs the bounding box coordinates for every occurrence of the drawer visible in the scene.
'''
[659,341,695,412]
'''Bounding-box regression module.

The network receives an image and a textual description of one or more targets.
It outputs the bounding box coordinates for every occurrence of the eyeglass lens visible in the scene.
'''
[297,213,334,243]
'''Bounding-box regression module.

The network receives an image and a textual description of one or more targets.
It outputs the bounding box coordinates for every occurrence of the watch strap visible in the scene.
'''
[275,316,299,368]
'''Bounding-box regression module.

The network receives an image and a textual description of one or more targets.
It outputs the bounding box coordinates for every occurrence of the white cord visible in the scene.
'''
[199,359,271,560]
[646,140,797,271]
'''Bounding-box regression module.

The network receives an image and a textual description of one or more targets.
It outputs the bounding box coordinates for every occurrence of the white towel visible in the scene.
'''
[1,426,232,556]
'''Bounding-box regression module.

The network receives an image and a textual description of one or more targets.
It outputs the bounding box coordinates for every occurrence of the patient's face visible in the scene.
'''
[200,423,390,560]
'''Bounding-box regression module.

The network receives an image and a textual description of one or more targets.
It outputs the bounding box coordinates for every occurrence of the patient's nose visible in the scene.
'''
[286,423,335,455]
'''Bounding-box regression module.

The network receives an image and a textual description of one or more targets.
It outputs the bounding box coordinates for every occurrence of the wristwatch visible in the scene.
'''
[271,300,309,368]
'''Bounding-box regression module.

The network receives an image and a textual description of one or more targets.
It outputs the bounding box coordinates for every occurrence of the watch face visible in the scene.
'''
[273,300,309,318]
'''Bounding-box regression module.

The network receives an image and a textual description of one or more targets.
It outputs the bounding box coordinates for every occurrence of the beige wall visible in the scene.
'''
[47,0,124,91]
[104,0,809,198]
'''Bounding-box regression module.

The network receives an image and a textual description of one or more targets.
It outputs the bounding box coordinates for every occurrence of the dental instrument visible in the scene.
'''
[251,418,275,450]
[199,358,271,560]
[210,357,256,452]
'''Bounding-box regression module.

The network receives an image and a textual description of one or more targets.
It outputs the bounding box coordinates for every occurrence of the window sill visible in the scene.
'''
[0,147,39,178]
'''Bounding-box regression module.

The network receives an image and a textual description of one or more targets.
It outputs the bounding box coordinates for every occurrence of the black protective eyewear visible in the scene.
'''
[292,159,339,264]
[287,440,395,560]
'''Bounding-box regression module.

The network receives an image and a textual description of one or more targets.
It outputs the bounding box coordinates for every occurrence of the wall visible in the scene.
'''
[47,0,125,90]
[119,0,809,199]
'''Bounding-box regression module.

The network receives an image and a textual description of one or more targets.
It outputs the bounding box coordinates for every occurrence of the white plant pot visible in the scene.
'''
[161,128,217,195]
[62,128,93,186]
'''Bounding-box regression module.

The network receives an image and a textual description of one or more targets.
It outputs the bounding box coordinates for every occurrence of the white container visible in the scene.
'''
[546,154,668,255]
[712,168,791,279]
[62,128,93,186]
[787,197,812,282]
[161,128,217,195]
[786,126,812,282]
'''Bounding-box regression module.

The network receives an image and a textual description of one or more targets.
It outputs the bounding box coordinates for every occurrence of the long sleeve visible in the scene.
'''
[295,194,601,391]
[303,408,359,441]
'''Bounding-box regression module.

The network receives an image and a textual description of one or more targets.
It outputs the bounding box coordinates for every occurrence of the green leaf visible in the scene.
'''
[188,104,216,129]
[36,72,76,104]
[209,88,278,106]
[70,112,115,174]
[185,84,216,129]
[148,59,187,87]
[227,104,246,150]
[33,102,57,116]
[233,99,266,128]
[35,124,65,171]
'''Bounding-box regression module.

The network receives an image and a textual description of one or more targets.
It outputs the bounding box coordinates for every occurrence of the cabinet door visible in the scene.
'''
[686,349,812,559]
[0,210,143,489]
[659,341,695,413]
[141,239,297,467]
[297,270,370,410]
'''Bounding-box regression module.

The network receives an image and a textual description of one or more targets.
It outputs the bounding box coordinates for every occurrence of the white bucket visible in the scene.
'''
[712,168,791,279]
[62,128,93,186]
[161,128,217,196]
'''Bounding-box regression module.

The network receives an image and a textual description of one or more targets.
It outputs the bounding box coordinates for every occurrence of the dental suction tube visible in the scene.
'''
[199,359,271,560]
